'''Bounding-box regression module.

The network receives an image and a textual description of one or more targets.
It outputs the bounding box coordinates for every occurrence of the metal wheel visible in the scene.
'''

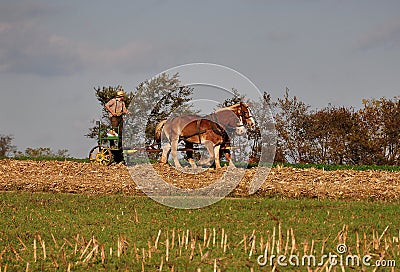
[89,145,113,165]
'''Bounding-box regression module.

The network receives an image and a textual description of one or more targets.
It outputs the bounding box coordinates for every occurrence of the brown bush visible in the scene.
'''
[271,91,399,166]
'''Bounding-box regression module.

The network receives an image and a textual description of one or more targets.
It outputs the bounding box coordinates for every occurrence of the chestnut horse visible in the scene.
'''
[155,103,255,168]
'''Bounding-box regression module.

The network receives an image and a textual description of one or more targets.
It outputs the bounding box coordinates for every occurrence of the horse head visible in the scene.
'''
[231,102,256,129]
[235,116,246,135]
[211,108,246,136]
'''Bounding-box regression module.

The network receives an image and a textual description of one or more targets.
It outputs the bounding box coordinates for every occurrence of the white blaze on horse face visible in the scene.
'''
[247,108,256,128]
[235,117,246,135]
[236,126,246,135]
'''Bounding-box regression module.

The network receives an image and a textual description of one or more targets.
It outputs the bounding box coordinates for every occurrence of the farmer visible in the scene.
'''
[105,90,129,148]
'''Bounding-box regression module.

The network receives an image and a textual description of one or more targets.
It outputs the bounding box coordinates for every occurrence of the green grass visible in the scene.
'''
[0,192,399,271]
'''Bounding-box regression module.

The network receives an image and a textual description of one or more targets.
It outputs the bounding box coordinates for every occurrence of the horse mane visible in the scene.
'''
[215,103,245,113]
[154,119,167,144]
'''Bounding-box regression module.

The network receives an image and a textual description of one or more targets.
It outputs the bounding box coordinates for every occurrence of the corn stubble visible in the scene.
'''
[0,225,398,271]
[1,159,399,200]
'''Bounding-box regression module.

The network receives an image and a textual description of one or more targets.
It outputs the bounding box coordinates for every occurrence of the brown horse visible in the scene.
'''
[227,102,256,129]
[212,102,255,165]
[155,103,254,168]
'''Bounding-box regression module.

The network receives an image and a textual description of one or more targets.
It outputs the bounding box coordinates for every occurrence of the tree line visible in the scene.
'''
[272,89,400,166]
[0,136,70,159]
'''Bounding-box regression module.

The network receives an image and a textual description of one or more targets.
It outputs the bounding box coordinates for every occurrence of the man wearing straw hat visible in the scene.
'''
[105,90,129,148]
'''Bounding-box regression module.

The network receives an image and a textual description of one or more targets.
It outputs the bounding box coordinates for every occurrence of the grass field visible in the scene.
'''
[0,192,398,271]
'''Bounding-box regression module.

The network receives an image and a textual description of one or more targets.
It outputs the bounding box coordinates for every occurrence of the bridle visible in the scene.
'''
[236,103,254,127]
[235,115,245,128]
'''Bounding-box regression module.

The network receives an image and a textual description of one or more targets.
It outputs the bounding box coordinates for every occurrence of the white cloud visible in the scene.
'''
[0,15,196,77]
[76,40,157,74]
[0,22,11,33]
[355,19,400,51]
[0,20,157,76]
[0,2,83,76]
[0,6,177,77]
[0,2,152,76]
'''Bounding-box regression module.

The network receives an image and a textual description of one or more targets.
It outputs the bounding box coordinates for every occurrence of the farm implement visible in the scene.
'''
[88,121,237,165]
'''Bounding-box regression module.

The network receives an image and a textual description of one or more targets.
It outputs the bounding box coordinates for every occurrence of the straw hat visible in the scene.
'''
[116,90,125,97]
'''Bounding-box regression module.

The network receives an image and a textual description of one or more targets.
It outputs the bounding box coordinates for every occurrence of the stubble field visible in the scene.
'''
[0,159,399,271]
[1,159,400,200]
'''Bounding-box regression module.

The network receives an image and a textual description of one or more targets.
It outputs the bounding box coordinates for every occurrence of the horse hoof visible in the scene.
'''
[198,160,212,166]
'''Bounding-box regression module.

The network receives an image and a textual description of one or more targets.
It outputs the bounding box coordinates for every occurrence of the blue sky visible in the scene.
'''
[0,0,399,158]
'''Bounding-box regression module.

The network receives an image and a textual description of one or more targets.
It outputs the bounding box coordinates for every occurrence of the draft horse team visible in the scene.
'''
[154,102,255,169]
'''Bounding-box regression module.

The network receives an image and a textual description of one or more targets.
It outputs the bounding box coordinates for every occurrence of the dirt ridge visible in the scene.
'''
[1,159,399,200]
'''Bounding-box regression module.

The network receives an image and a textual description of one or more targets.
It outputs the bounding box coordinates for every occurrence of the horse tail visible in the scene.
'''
[154,119,167,144]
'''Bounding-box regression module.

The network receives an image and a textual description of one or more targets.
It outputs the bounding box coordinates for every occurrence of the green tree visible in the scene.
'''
[249,92,277,164]
[87,73,194,147]
[0,134,16,157]
[357,97,400,165]
[271,91,400,166]
[273,88,311,164]
[14,147,70,159]
[138,73,194,143]
[307,106,357,164]
[218,88,245,108]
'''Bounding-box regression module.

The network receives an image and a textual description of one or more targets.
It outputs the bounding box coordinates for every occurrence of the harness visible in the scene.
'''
[177,115,227,144]
[209,113,226,136]
[165,104,251,145]
[177,119,207,143]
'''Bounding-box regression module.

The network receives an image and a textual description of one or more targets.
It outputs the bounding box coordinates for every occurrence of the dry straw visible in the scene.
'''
[2,159,400,200]
[0,226,399,270]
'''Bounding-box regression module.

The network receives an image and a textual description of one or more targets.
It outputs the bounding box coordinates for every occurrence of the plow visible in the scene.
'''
[89,121,237,165]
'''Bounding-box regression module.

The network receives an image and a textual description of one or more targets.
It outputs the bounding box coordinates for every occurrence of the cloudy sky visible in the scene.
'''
[1,0,399,158]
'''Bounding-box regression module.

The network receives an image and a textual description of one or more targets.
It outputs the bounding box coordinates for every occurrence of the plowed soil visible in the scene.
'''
[1,159,400,200]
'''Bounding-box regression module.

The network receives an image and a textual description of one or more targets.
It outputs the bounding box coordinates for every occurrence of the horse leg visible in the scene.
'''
[223,151,236,168]
[171,137,182,168]
[160,142,171,164]
[202,141,215,166]
[185,142,197,168]
[214,145,221,169]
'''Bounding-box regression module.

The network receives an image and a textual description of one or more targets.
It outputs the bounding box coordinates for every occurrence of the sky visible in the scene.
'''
[0,0,399,158]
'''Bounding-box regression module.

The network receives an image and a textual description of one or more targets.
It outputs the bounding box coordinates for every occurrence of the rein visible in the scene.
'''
[209,113,225,136]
